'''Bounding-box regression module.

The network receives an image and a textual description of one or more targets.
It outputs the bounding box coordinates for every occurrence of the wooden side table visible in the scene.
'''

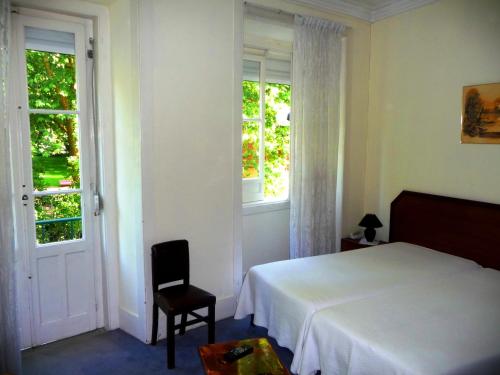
[199,337,290,375]
[341,237,388,252]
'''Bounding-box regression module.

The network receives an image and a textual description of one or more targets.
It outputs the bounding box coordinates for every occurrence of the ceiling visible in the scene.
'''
[80,0,437,23]
[291,0,438,22]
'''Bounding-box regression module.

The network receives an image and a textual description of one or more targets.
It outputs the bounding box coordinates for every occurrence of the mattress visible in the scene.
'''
[235,242,480,360]
[297,267,500,375]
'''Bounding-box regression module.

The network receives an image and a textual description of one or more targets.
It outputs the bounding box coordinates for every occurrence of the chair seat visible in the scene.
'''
[154,284,216,314]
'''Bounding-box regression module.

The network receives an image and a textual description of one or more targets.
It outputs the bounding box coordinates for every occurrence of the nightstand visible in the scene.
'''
[341,238,388,252]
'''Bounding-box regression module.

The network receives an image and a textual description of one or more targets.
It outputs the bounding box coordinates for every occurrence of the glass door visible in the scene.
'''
[13,13,98,345]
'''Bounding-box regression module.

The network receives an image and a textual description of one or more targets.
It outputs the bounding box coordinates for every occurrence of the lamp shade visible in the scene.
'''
[358,214,383,229]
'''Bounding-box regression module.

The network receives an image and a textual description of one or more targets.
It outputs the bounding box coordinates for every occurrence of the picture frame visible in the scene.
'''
[461,82,500,144]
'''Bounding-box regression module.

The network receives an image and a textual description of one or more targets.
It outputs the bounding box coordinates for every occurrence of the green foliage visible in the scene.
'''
[242,121,260,178]
[30,114,68,157]
[26,50,76,110]
[242,80,260,119]
[264,83,290,199]
[242,81,260,178]
[67,156,80,186]
[27,50,80,191]
[35,194,82,244]
[26,49,82,243]
[242,80,291,199]
[32,155,67,189]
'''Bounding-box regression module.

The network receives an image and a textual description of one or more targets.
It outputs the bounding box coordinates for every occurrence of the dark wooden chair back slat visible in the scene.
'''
[151,239,190,290]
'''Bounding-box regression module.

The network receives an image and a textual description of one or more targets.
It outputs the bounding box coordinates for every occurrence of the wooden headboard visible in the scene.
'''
[389,191,500,270]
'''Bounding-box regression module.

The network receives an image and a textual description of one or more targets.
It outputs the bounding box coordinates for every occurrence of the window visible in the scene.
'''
[24,26,85,244]
[242,56,291,204]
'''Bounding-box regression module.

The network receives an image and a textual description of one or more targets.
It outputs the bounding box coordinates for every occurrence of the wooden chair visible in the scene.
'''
[150,239,216,369]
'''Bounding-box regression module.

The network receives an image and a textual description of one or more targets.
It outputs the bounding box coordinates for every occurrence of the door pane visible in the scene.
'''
[34,193,82,244]
[264,83,291,200]
[242,60,260,119]
[242,121,260,178]
[25,27,77,110]
[30,113,80,190]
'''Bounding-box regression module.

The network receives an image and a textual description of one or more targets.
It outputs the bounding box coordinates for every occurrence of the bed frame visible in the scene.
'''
[390,190,500,270]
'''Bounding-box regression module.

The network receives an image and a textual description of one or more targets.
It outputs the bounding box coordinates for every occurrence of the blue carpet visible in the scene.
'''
[22,317,294,374]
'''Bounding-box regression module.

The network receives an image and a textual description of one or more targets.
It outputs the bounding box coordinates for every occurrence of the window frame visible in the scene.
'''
[242,54,291,207]
[242,54,266,203]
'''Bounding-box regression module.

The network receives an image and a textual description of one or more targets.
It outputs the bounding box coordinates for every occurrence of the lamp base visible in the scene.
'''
[364,227,376,242]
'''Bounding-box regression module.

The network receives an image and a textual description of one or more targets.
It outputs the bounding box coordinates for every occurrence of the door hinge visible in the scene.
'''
[93,192,102,216]
[87,37,94,59]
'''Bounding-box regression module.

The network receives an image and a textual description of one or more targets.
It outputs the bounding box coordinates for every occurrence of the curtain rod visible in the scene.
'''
[243,1,349,34]
[244,1,295,19]
[244,2,295,26]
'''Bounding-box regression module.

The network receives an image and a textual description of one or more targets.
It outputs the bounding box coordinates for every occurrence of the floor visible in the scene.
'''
[22,317,294,375]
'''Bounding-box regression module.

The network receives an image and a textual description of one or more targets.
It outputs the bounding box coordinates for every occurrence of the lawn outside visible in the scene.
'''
[33,155,69,188]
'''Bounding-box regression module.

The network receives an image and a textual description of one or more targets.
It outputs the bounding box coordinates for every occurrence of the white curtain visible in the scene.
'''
[0,0,21,373]
[290,15,344,259]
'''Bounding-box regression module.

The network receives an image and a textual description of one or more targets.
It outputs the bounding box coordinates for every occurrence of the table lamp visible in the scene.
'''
[358,214,383,242]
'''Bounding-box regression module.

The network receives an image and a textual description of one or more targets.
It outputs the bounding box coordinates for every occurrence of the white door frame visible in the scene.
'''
[9,2,119,348]
[12,10,99,346]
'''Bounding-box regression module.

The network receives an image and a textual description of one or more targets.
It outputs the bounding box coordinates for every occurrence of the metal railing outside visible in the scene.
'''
[36,216,82,242]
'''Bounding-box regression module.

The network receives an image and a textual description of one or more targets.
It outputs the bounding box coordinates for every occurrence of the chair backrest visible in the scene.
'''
[151,239,190,291]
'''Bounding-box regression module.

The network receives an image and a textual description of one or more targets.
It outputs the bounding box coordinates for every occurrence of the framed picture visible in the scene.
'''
[461,82,500,144]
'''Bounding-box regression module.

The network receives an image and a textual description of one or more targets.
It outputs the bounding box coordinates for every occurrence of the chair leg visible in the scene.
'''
[179,312,187,335]
[167,313,175,369]
[151,303,159,345]
[208,304,215,344]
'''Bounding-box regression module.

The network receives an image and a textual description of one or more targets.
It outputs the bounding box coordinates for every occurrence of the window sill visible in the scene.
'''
[242,200,290,216]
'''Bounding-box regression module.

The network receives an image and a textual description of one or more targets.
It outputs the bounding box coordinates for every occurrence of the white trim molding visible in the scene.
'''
[119,307,142,340]
[138,0,155,346]
[243,200,290,216]
[287,0,438,22]
[12,0,120,331]
[233,0,245,307]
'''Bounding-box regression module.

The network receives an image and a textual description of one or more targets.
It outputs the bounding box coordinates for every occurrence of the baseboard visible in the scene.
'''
[119,307,142,340]
[216,294,238,320]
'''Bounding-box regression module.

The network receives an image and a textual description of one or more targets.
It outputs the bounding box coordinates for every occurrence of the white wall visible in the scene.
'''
[365,0,500,240]
[139,0,241,341]
[108,0,371,341]
[109,0,144,338]
[243,208,290,272]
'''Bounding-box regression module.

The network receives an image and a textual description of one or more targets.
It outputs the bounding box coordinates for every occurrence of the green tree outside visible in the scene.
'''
[242,80,291,199]
[26,49,82,243]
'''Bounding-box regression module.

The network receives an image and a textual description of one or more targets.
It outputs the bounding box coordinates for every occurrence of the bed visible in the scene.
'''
[297,267,500,375]
[234,191,500,374]
[235,243,479,352]
[292,191,500,375]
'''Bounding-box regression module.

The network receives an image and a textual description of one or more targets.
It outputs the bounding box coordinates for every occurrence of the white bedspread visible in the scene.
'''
[234,242,479,363]
[298,268,500,375]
